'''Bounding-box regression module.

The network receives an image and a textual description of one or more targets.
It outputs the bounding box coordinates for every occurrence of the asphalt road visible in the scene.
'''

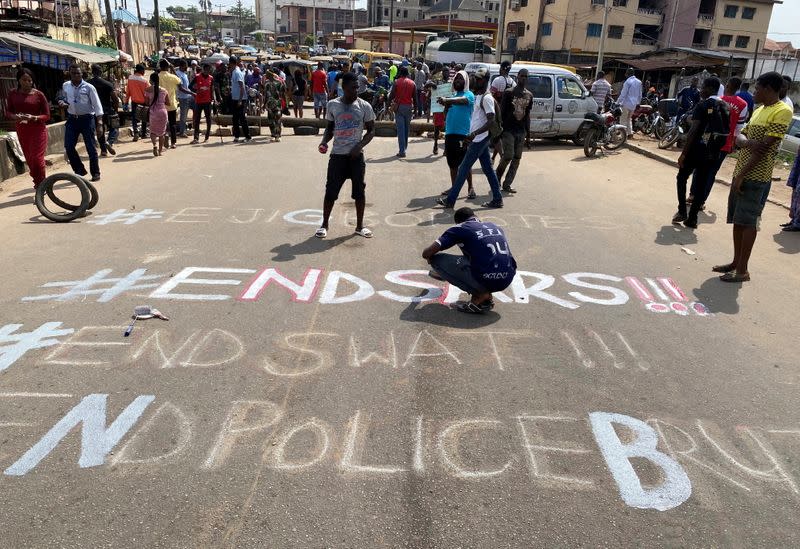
[0,132,799,548]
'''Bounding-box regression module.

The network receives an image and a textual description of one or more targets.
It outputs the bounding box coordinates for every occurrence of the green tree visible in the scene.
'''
[148,15,181,32]
[96,34,117,49]
[304,34,314,47]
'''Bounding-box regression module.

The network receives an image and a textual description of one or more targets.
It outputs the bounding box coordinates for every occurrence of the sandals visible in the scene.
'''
[152,146,158,157]
[720,272,750,283]
[314,227,327,238]
[467,190,477,199]
[712,263,735,273]
[354,227,373,238]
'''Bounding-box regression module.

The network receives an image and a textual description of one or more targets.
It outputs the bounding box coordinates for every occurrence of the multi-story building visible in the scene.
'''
[421,0,502,24]
[505,0,779,65]
[371,0,432,27]
[275,0,369,37]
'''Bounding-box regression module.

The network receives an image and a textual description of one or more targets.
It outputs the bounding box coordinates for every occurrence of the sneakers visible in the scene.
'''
[245,136,252,142]
[91,174,101,182]
[233,137,240,143]
[107,145,116,156]
[683,217,698,229]
[133,135,139,142]
[481,200,504,209]
[671,211,687,224]
[190,139,199,144]
[502,186,517,194]
[436,197,454,209]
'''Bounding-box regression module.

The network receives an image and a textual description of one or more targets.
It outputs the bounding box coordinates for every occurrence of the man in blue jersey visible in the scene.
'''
[422,207,517,314]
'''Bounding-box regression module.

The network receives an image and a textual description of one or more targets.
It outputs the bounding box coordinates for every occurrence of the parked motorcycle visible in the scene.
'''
[631,101,655,135]
[658,111,693,149]
[580,103,627,157]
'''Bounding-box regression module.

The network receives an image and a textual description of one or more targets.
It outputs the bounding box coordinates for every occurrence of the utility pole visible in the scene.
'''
[273,0,277,36]
[594,0,609,78]
[104,0,116,43]
[154,0,161,52]
[447,0,452,32]
[495,0,507,63]
[236,0,243,43]
[667,0,679,48]
[388,0,394,54]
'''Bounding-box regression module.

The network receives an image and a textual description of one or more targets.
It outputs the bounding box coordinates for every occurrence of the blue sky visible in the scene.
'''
[129,0,798,46]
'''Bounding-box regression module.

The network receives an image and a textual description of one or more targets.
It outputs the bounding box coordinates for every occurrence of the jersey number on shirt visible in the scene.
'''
[486,241,510,256]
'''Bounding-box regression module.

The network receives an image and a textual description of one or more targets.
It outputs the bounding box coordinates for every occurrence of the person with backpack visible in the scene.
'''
[671,77,730,229]
[436,67,504,209]
[496,68,533,194]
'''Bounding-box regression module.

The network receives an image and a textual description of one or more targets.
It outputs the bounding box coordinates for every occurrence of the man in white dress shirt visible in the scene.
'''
[618,68,642,137]
[58,64,104,181]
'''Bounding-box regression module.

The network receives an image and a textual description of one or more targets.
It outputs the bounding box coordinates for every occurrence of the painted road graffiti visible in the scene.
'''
[79,207,626,231]
[0,325,654,374]
[22,267,712,316]
[2,393,800,512]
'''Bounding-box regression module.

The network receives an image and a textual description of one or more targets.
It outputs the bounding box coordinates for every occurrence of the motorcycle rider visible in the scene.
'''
[676,77,700,121]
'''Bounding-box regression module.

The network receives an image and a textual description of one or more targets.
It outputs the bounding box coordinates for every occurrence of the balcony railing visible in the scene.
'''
[692,42,708,48]
[637,7,661,16]
[632,38,656,45]
[697,14,714,22]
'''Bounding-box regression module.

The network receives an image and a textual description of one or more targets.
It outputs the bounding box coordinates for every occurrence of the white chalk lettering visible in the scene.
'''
[561,273,629,306]
[318,271,375,304]
[150,267,256,301]
[4,394,154,476]
[203,400,283,469]
[165,207,220,223]
[0,322,74,372]
[510,272,580,309]
[268,418,331,470]
[589,411,692,511]
[341,410,407,474]
[239,268,322,302]
[515,415,594,486]
[377,270,444,303]
[402,330,462,368]
[438,419,513,478]
[283,209,323,226]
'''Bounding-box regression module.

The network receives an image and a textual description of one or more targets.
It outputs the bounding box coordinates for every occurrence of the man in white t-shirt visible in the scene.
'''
[490,61,515,99]
[437,67,504,209]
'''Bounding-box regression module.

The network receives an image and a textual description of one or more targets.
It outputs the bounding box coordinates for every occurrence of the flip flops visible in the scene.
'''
[712,263,735,273]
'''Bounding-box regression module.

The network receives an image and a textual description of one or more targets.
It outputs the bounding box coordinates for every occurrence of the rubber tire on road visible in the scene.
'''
[35,173,90,223]
[294,125,319,136]
[604,127,627,150]
[47,177,99,211]
[374,125,397,137]
[658,126,680,149]
[583,128,599,157]
[652,119,666,140]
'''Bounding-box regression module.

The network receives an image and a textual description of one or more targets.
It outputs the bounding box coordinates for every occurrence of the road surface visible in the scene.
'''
[0,134,798,547]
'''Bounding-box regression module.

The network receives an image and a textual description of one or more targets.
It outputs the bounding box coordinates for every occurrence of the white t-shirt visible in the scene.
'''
[782,96,794,111]
[470,93,494,142]
[490,75,515,94]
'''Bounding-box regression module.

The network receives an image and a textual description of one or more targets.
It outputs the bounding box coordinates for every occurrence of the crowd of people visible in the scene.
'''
[6,56,799,306]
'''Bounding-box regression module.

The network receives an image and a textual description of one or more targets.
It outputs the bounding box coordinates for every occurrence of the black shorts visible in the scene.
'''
[325,154,366,202]
[445,134,468,170]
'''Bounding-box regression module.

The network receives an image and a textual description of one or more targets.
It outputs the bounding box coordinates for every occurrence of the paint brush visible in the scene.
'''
[124,305,153,337]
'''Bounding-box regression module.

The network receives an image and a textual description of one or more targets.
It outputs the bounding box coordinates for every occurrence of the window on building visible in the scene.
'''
[487,2,492,9]
[520,0,528,6]
[299,7,306,16]
[717,34,732,47]
[735,35,750,48]
[299,20,307,31]
[612,0,627,6]
[557,76,584,99]
[384,8,388,15]
[723,4,738,18]
[541,22,552,36]
[396,9,401,16]
[545,0,555,3]
[403,9,408,16]
[527,75,552,98]
[608,25,623,39]
[587,23,602,37]
[742,7,755,19]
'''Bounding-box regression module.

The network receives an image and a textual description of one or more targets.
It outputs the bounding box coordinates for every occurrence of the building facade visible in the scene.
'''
[423,0,502,24]
[278,3,369,37]
[505,0,779,64]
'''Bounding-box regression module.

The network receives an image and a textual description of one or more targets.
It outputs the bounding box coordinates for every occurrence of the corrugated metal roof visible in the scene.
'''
[0,32,119,66]
[112,9,140,24]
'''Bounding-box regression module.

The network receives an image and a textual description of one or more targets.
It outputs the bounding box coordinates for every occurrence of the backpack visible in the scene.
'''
[702,97,730,153]
[480,94,503,140]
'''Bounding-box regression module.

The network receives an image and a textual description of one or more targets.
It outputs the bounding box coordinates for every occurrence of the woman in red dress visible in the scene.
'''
[6,68,50,187]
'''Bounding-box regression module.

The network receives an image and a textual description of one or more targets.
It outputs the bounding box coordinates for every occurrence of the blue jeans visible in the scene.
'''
[178,97,191,134]
[446,138,503,205]
[396,104,412,154]
[430,253,487,295]
[64,115,99,177]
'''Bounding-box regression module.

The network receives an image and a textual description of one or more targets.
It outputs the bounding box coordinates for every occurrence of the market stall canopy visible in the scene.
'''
[0,32,119,70]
